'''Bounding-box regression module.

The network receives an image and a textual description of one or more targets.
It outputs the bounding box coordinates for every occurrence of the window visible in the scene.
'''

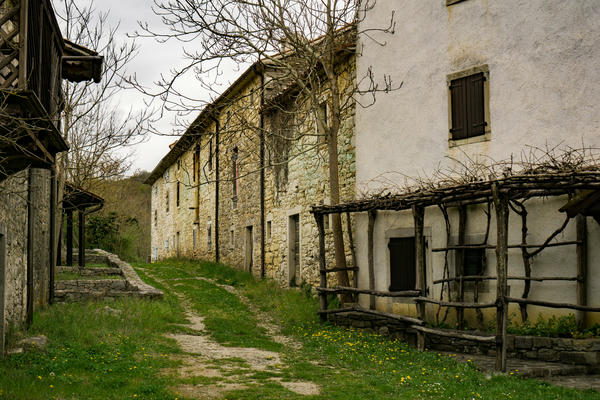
[176,182,180,207]
[230,228,235,248]
[154,185,158,196]
[177,159,181,170]
[166,238,169,250]
[207,222,212,251]
[209,138,213,171]
[232,147,239,207]
[165,191,169,213]
[154,210,157,226]
[458,248,485,276]
[266,220,272,241]
[388,237,424,291]
[153,247,158,261]
[193,145,200,182]
[193,227,197,250]
[164,168,169,181]
[448,68,489,143]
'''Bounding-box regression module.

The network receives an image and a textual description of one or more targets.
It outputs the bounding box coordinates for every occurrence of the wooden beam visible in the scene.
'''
[318,306,424,326]
[576,215,588,328]
[505,297,600,312]
[367,210,376,310]
[315,212,328,321]
[457,205,466,329]
[66,210,73,266]
[346,212,358,295]
[410,325,496,344]
[414,297,496,309]
[78,211,85,268]
[413,205,426,350]
[317,287,420,297]
[492,183,509,372]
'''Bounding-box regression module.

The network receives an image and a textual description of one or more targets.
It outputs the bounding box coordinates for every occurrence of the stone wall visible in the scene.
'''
[329,312,600,371]
[54,249,162,302]
[150,55,357,289]
[0,171,28,331]
[0,168,52,332]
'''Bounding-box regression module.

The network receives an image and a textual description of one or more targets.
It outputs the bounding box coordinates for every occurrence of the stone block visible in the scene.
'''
[538,348,560,362]
[18,335,47,352]
[514,336,533,350]
[559,351,597,365]
[532,337,553,349]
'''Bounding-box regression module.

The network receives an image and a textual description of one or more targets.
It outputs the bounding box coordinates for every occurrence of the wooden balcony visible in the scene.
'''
[0,0,102,180]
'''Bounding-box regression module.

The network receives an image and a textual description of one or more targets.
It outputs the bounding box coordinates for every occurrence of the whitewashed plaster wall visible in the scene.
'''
[354,0,600,324]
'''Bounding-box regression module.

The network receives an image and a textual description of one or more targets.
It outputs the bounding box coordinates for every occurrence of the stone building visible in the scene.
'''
[0,0,103,356]
[343,0,600,326]
[146,46,356,287]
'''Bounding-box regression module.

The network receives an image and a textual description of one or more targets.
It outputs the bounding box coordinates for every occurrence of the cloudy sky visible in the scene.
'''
[66,0,238,174]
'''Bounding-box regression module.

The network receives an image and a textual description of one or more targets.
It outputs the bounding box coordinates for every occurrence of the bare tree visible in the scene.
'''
[133,0,396,288]
[56,0,154,189]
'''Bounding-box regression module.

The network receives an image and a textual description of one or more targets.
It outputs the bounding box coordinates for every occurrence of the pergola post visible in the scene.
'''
[457,205,467,329]
[576,215,587,328]
[78,210,85,268]
[367,210,376,310]
[315,212,328,321]
[413,205,426,350]
[66,209,73,266]
[492,183,509,372]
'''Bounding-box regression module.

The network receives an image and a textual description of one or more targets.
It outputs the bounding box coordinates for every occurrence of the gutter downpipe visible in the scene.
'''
[210,112,220,264]
[258,64,266,278]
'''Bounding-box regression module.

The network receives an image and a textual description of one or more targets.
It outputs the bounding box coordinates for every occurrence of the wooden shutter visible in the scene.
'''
[450,77,468,140]
[388,237,416,291]
[467,73,486,137]
[450,72,486,140]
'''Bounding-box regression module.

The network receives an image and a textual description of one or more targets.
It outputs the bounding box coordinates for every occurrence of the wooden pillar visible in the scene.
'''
[576,215,588,328]
[315,212,328,321]
[413,205,426,351]
[457,205,467,329]
[66,210,73,266]
[345,212,358,294]
[49,169,56,304]
[78,210,85,269]
[492,183,509,372]
[367,210,376,310]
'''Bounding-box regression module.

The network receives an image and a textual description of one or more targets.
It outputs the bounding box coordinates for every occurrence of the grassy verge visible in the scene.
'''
[135,260,600,400]
[2,258,598,399]
[0,280,187,399]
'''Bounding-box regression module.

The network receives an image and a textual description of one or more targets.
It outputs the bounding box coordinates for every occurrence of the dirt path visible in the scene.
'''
[146,273,320,399]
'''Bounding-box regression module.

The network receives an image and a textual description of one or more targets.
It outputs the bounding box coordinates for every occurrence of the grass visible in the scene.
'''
[1,258,598,399]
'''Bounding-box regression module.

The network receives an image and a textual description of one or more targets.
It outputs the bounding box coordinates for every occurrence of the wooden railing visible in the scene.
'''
[0,0,63,120]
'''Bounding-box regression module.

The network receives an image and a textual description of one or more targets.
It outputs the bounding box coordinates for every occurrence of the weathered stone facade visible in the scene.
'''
[0,168,52,331]
[148,54,357,288]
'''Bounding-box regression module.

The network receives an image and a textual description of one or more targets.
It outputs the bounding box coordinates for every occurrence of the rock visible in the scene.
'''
[97,306,122,316]
[6,347,23,356]
[379,326,390,336]
[18,335,47,352]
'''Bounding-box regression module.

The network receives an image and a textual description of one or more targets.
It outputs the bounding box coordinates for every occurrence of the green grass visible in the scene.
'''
[2,258,598,399]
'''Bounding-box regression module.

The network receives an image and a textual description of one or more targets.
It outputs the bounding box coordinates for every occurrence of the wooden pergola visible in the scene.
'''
[311,170,600,372]
[61,183,104,269]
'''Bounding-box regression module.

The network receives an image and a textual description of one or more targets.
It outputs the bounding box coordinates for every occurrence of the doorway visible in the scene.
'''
[244,226,253,272]
[288,214,300,286]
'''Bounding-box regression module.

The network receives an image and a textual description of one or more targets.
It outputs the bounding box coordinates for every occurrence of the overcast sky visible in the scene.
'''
[68,0,238,174]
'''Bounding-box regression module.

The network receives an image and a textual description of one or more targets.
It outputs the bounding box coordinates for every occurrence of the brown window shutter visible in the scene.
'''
[467,73,486,137]
[388,237,417,291]
[450,77,468,140]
